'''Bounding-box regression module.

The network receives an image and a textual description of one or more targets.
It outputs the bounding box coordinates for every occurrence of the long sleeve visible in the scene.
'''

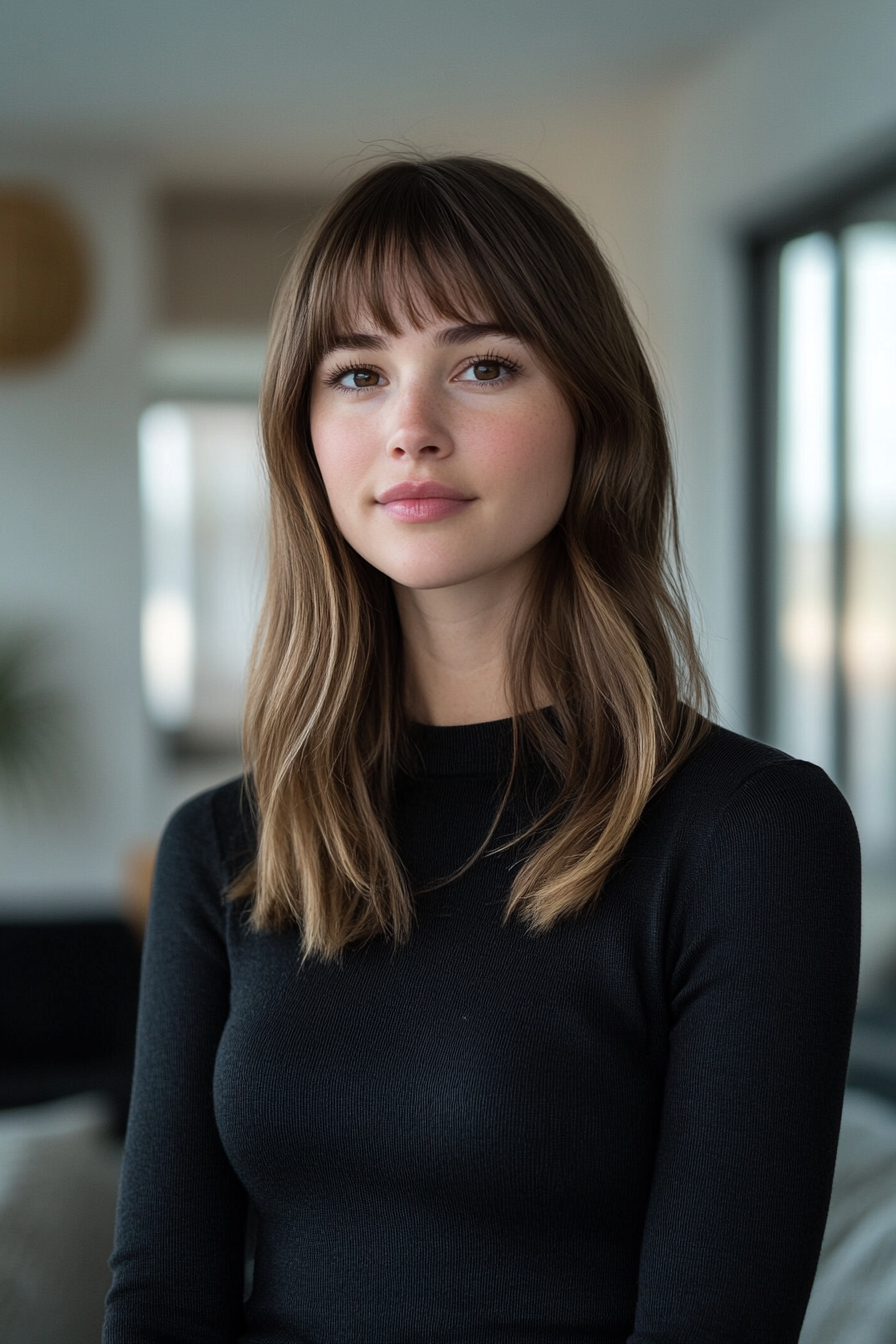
[629,759,862,1344]
[103,791,248,1343]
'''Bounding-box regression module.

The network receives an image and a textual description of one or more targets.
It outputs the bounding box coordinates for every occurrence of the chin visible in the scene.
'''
[390,571,475,593]
[363,549,481,592]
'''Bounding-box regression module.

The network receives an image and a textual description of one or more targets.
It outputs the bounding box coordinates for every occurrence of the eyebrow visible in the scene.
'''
[322,322,520,356]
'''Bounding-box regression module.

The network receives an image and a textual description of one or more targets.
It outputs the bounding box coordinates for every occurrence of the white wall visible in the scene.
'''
[0,150,151,910]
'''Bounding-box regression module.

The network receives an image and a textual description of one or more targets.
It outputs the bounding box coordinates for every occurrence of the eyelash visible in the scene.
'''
[323,362,382,393]
[462,351,523,384]
[323,351,523,393]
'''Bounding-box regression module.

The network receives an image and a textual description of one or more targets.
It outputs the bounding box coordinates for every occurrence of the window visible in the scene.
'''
[139,400,267,753]
[139,186,324,757]
[752,177,896,999]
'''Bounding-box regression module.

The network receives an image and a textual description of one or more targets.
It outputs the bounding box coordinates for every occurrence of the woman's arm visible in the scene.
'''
[103,787,249,1343]
[630,759,861,1344]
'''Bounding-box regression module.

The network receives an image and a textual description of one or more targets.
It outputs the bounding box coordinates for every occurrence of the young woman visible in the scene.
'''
[104,156,861,1344]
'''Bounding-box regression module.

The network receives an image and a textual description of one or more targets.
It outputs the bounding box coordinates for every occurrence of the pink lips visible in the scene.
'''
[376,481,474,522]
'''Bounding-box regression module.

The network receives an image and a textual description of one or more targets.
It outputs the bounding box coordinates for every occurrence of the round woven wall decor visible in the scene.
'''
[0,187,91,367]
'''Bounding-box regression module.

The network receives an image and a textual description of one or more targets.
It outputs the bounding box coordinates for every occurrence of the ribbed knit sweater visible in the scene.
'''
[104,718,861,1344]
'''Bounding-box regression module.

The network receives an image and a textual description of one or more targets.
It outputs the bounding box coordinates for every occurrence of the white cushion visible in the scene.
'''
[801,1089,896,1344]
[0,1093,122,1344]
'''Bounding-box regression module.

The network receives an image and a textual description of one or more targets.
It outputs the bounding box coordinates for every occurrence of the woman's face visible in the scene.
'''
[309,307,577,603]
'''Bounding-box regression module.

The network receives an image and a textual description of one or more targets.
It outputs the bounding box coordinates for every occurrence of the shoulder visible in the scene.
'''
[157,775,258,890]
[644,725,862,1038]
[630,721,860,907]
[661,720,856,836]
[144,777,258,954]
[642,722,861,930]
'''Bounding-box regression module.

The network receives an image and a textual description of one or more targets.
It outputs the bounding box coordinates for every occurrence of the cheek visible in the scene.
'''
[488,408,576,511]
[310,416,366,520]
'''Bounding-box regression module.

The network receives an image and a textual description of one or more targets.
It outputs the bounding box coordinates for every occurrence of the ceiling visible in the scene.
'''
[1,0,791,185]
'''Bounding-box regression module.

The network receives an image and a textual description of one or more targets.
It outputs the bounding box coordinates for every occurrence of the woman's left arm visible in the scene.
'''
[630,758,861,1344]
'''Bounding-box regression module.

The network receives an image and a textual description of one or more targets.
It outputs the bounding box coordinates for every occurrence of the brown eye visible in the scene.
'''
[472,361,501,381]
[332,366,380,389]
[458,357,517,384]
[346,368,379,388]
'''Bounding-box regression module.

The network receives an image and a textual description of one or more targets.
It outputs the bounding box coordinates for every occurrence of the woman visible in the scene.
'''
[104,156,861,1343]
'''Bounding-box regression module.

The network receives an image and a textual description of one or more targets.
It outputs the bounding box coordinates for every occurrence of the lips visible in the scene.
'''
[375,481,474,523]
[376,481,473,504]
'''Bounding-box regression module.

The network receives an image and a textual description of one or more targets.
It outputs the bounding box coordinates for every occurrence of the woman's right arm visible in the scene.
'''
[103,789,249,1343]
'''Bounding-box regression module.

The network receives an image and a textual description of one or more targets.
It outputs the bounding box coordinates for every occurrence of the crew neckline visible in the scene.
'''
[406,716,515,777]
[405,708,561,778]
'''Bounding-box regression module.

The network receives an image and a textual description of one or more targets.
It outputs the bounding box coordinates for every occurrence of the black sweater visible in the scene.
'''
[104,720,861,1344]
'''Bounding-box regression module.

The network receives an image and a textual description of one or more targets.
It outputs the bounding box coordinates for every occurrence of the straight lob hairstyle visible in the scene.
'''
[234,154,712,958]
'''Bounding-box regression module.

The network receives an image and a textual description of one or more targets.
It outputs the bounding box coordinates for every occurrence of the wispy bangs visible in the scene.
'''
[303,189,536,361]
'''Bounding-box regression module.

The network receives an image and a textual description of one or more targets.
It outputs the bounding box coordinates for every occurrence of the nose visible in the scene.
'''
[385,380,452,460]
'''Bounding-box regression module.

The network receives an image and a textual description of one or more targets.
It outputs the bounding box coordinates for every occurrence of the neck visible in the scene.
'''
[393,563,553,727]
[396,586,513,726]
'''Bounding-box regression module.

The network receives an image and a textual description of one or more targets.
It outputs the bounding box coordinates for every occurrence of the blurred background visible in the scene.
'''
[2,0,896,1339]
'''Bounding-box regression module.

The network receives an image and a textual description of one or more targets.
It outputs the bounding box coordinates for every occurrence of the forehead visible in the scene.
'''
[335,282,493,334]
[322,316,523,356]
[320,234,507,332]
[303,224,542,376]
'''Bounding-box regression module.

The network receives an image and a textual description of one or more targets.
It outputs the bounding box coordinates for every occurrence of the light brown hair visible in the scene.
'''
[235,154,712,957]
